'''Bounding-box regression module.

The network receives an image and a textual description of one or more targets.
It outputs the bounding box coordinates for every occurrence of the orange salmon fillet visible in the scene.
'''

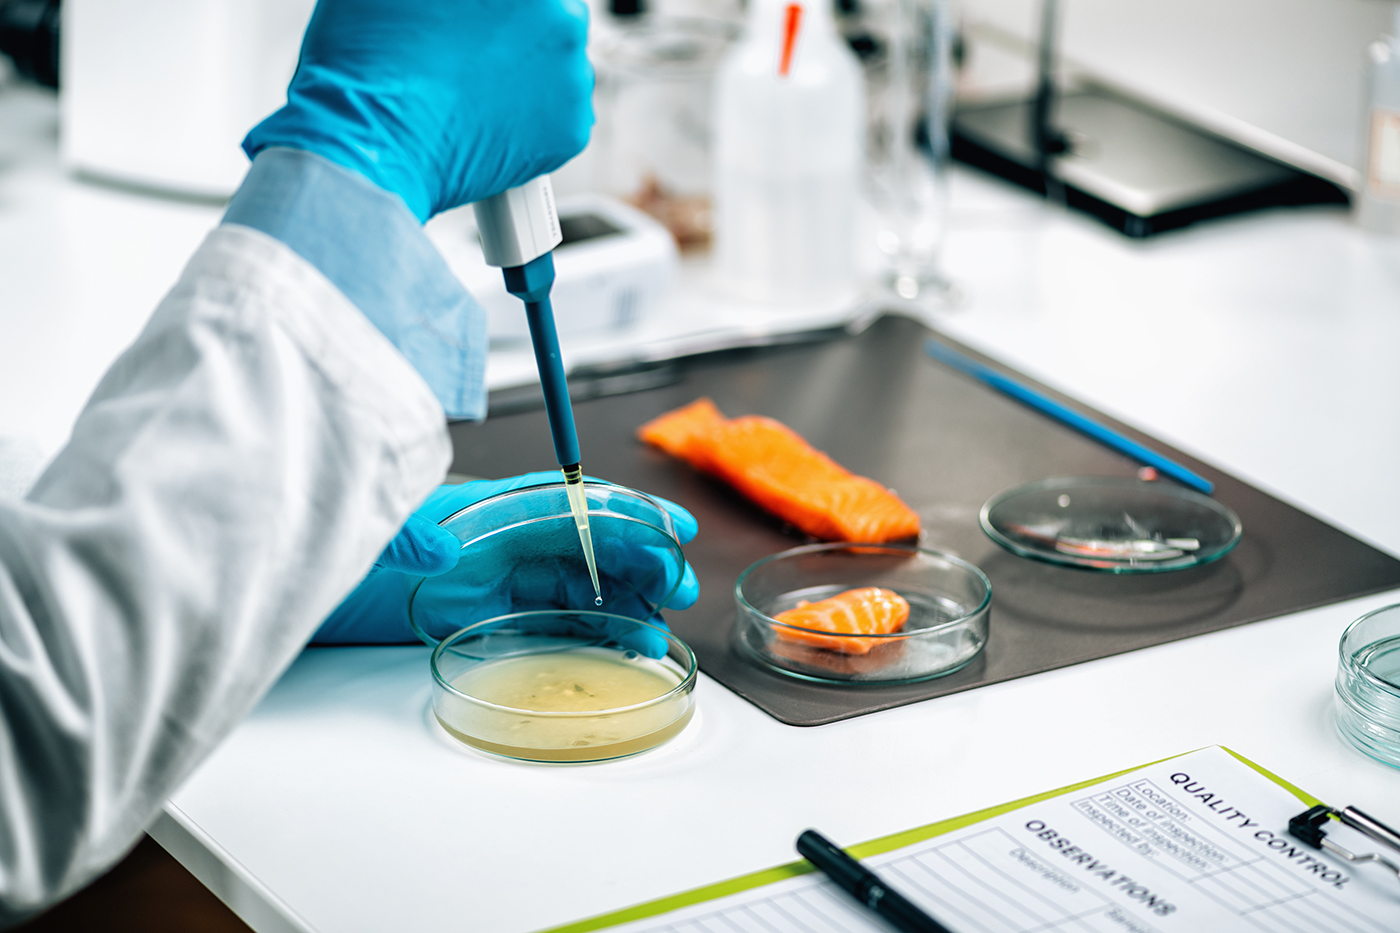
[635,397,726,471]
[636,398,920,542]
[773,587,911,654]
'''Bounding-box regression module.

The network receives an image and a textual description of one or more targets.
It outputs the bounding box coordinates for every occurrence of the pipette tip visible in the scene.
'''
[562,464,603,605]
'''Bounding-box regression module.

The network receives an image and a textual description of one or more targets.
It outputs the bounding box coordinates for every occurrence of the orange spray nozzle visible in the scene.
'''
[778,3,803,77]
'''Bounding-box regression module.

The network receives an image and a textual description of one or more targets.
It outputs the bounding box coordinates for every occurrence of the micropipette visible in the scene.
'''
[473,177,602,605]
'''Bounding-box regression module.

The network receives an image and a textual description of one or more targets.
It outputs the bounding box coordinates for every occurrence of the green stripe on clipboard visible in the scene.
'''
[535,860,819,933]
[536,747,1317,933]
[1220,746,1321,809]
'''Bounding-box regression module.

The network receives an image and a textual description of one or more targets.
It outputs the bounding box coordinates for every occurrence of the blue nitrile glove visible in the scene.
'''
[312,472,699,645]
[242,0,594,222]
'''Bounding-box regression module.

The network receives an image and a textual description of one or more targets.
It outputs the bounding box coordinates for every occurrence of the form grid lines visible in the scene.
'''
[1072,780,1395,933]
[891,833,1120,933]
[661,880,888,933]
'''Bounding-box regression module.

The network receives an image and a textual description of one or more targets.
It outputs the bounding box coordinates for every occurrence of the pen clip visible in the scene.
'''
[1289,804,1400,886]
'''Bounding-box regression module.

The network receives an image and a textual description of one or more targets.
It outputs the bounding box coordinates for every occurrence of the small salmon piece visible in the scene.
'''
[636,400,920,543]
[769,636,908,676]
[772,586,910,655]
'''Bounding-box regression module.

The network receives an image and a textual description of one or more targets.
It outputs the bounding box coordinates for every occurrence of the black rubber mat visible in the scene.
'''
[449,314,1400,725]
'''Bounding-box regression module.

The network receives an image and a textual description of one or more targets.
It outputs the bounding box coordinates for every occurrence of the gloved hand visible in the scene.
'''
[312,472,699,645]
[243,0,594,222]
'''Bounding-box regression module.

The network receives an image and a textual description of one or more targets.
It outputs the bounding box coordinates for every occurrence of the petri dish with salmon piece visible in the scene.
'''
[734,543,991,684]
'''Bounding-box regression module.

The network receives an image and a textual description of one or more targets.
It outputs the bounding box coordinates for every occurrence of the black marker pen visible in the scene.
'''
[796,829,954,933]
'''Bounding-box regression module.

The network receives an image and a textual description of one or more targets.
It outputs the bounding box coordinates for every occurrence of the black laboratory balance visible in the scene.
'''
[950,0,1349,237]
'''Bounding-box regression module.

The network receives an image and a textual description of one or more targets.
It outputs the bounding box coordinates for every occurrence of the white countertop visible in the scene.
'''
[4,82,1400,933]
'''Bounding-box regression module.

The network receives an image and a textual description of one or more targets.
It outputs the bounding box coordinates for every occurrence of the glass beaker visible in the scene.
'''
[845,0,956,302]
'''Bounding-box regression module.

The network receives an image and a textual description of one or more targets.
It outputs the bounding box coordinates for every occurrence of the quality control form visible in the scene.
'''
[549,747,1400,933]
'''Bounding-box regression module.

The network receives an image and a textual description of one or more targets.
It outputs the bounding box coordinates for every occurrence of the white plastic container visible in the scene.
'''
[712,0,864,306]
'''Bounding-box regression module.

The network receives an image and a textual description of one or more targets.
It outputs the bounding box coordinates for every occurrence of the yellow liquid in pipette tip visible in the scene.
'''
[562,468,603,605]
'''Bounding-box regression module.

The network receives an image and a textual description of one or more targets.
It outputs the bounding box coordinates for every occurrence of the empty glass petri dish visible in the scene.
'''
[432,611,698,762]
[1336,604,1400,769]
[981,476,1242,573]
[408,482,687,645]
[734,543,991,684]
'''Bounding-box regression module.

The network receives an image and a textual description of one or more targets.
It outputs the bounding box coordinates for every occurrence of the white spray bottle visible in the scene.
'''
[712,0,864,306]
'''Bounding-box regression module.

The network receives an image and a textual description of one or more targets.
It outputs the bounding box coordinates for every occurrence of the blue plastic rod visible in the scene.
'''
[924,339,1214,495]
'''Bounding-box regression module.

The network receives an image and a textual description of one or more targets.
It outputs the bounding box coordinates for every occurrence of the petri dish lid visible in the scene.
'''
[980,476,1242,573]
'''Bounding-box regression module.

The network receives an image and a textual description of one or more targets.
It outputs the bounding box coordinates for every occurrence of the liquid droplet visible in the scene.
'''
[594,596,604,606]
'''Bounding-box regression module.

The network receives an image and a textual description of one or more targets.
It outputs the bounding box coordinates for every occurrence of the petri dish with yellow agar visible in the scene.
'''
[733,543,991,685]
[407,482,687,644]
[431,611,697,762]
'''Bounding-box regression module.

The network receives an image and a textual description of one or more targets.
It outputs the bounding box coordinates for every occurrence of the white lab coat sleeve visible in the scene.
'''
[0,223,451,925]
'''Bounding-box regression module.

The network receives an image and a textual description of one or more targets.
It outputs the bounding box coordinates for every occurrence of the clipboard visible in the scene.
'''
[540,747,1400,933]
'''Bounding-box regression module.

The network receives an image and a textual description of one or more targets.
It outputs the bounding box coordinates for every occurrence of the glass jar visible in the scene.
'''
[592,14,740,250]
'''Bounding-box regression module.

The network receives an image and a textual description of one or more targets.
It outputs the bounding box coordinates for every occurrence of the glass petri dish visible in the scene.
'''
[980,476,1242,573]
[1336,603,1400,769]
[431,611,698,762]
[733,543,991,685]
[408,482,687,645]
